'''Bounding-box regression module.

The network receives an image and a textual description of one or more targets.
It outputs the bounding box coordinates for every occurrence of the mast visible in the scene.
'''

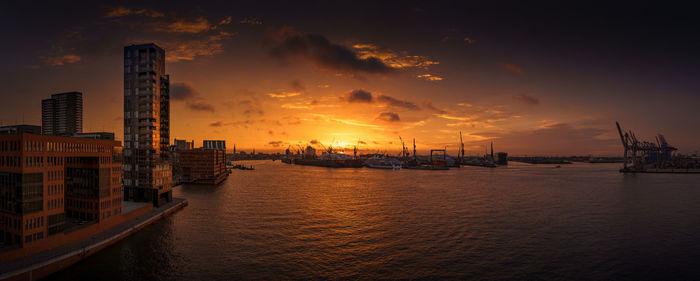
[460,131,464,162]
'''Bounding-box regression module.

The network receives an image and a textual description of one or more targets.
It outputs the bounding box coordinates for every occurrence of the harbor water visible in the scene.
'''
[50,160,700,280]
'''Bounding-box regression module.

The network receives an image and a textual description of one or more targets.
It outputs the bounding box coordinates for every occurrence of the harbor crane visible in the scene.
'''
[616,121,677,170]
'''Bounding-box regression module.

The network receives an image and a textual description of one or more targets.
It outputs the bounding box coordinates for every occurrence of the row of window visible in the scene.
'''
[1,140,110,153]
[67,199,99,210]
[45,142,110,153]
[1,216,20,230]
[48,170,63,181]
[0,140,20,152]
[24,156,44,167]
[49,184,63,195]
[0,156,20,167]
[25,231,44,244]
[48,198,63,210]
[99,200,113,209]
[25,216,44,230]
[24,140,43,152]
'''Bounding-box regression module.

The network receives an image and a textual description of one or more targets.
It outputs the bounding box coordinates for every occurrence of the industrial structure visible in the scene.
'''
[616,121,698,173]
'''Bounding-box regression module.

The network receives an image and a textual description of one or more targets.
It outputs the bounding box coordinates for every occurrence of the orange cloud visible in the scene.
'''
[267,92,301,98]
[39,54,81,66]
[163,31,235,62]
[104,6,164,18]
[218,16,232,25]
[417,74,444,81]
[159,17,212,33]
[354,44,439,69]
[497,62,525,76]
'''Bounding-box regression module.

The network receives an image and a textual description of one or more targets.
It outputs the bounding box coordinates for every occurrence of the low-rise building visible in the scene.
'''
[172,139,194,151]
[0,125,42,135]
[178,149,227,185]
[0,132,122,247]
[202,140,225,151]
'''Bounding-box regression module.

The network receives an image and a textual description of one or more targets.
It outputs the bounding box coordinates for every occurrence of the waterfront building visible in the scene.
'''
[497,152,508,165]
[74,132,115,140]
[177,149,227,185]
[173,139,194,151]
[203,140,226,151]
[122,43,172,207]
[0,132,122,247]
[41,92,83,136]
[0,125,42,135]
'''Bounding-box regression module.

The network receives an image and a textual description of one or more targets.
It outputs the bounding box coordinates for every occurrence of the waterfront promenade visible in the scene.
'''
[0,198,188,281]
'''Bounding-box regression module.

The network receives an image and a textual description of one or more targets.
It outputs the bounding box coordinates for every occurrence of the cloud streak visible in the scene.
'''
[105,6,164,18]
[376,95,419,110]
[267,92,301,98]
[513,94,539,105]
[39,54,81,66]
[498,62,525,76]
[417,74,444,81]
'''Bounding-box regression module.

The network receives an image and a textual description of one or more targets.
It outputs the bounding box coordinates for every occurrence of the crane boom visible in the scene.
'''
[615,121,628,149]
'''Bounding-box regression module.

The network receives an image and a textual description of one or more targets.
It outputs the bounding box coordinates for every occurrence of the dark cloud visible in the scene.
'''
[240,17,263,25]
[377,95,419,110]
[171,82,198,101]
[263,26,394,74]
[377,112,401,122]
[187,101,215,112]
[423,100,447,114]
[345,89,373,103]
[171,82,215,112]
[342,89,419,110]
[290,79,305,91]
[513,94,539,105]
[210,121,222,127]
[358,140,367,144]
[310,139,319,144]
[268,141,283,147]
[240,100,264,115]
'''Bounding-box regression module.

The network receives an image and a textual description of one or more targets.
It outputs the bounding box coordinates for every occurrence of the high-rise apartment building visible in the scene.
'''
[41,92,83,136]
[122,43,172,207]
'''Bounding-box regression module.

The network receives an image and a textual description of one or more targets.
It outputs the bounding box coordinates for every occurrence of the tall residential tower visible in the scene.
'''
[122,43,172,207]
[41,92,83,136]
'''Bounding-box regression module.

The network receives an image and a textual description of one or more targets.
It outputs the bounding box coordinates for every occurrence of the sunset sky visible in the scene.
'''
[2,1,699,155]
